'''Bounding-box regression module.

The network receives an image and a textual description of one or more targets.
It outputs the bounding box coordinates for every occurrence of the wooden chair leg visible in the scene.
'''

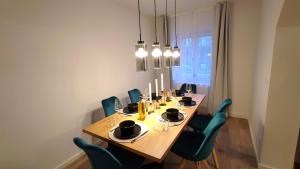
[203,160,210,169]
[194,161,201,169]
[178,158,186,169]
[212,148,220,169]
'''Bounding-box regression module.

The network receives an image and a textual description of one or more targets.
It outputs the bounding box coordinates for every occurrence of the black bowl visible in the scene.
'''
[119,120,135,137]
[182,97,192,104]
[166,108,179,120]
[127,103,138,113]
[175,90,184,96]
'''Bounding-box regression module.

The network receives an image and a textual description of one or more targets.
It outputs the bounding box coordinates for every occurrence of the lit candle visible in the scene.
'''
[155,79,158,97]
[149,83,152,103]
[161,73,164,91]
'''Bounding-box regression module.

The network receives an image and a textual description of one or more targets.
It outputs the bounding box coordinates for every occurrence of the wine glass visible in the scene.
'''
[185,84,192,96]
[114,98,123,111]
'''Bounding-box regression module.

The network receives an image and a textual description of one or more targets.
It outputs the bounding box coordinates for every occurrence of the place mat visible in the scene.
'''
[158,111,187,127]
[116,109,137,116]
[109,123,148,143]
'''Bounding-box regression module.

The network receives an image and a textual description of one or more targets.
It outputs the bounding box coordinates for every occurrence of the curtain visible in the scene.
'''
[169,9,214,108]
[208,1,229,113]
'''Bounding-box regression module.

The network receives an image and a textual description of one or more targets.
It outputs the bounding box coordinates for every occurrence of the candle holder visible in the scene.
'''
[159,90,167,106]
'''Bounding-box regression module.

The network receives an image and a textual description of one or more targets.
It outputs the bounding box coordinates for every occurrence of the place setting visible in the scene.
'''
[108,120,149,143]
[157,108,187,127]
[178,96,197,107]
[116,103,138,116]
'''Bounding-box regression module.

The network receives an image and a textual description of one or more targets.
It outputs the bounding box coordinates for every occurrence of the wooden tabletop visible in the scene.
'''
[83,94,205,163]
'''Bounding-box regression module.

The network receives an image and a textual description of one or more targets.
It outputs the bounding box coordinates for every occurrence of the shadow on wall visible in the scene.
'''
[89,96,131,143]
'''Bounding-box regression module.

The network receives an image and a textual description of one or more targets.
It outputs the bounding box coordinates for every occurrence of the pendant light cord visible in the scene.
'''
[154,0,158,43]
[165,0,169,45]
[175,0,178,47]
[138,0,142,42]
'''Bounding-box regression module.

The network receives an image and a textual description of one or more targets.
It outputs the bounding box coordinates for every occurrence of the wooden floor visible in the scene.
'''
[65,117,257,169]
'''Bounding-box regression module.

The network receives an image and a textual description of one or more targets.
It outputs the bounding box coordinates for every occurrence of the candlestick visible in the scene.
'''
[149,83,152,103]
[161,73,164,91]
[155,79,158,97]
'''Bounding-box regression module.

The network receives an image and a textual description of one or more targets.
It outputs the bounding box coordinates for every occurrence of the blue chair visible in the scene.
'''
[73,137,145,169]
[101,96,121,117]
[188,98,232,131]
[128,89,142,103]
[171,113,226,169]
[180,83,197,94]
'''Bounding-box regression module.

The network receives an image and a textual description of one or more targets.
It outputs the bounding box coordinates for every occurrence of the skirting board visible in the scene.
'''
[230,112,248,119]
[54,151,85,169]
[248,119,259,164]
[258,163,278,169]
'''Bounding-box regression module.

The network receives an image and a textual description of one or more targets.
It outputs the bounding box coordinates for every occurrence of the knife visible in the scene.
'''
[131,130,149,143]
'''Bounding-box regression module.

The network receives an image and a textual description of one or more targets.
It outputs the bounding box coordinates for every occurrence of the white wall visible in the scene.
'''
[228,0,261,118]
[259,0,300,168]
[0,0,154,169]
[249,0,284,161]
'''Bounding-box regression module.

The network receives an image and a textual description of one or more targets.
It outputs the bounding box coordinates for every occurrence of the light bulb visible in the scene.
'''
[135,47,148,58]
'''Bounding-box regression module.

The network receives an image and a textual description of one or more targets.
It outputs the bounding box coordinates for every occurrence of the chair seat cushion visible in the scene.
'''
[188,114,212,131]
[108,145,144,169]
[171,131,205,161]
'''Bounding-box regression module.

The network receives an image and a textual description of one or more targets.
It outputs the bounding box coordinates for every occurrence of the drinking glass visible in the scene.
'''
[185,84,192,96]
[114,98,123,111]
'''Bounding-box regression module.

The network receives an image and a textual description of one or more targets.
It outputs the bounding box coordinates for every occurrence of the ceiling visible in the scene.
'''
[113,0,219,16]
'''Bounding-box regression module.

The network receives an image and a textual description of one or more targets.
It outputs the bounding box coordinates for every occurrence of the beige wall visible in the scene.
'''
[228,0,261,118]
[260,0,300,168]
[0,0,154,169]
[250,0,284,160]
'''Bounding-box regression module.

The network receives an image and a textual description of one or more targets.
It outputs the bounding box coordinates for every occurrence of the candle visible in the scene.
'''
[161,73,164,91]
[155,79,158,97]
[149,83,152,103]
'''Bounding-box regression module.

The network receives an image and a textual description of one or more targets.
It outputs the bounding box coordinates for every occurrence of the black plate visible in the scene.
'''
[179,100,196,106]
[113,124,141,139]
[161,112,184,122]
[123,107,138,114]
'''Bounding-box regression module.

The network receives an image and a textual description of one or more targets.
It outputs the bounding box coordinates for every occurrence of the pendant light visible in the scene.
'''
[152,0,162,69]
[163,0,172,68]
[135,0,148,71]
[172,0,180,66]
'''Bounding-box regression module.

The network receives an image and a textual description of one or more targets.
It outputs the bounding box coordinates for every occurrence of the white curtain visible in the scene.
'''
[209,2,229,113]
[169,9,214,108]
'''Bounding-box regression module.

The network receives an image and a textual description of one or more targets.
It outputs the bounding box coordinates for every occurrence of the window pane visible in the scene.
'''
[172,35,212,86]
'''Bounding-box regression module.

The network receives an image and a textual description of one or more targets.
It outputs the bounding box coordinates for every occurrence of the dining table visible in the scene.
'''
[83,94,205,163]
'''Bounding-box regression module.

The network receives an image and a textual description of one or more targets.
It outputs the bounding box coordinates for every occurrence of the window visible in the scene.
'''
[172,35,212,86]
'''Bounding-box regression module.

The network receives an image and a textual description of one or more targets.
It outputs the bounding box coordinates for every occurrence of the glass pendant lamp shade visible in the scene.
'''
[172,0,180,67]
[135,41,148,71]
[135,0,148,72]
[163,45,172,68]
[151,0,162,69]
[172,46,180,66]
[152,43,162,69]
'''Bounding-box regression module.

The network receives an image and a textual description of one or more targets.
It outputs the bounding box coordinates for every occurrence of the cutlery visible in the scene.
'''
[131,130,148,143]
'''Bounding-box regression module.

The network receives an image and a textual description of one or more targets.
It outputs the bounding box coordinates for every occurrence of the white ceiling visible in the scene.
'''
[113,0,219,16]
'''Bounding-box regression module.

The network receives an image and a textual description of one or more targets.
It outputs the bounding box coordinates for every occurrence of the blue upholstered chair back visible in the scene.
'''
[128,89,142,103]
[101,96,120,117]
[73,137,123,169]
[212,98,232,116]
[180,83,197,94]
[194,113,226,160]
